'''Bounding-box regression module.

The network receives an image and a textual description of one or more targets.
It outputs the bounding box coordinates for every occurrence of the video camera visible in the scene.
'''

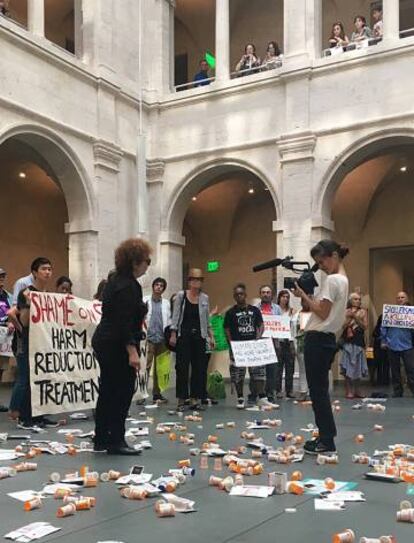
[252,256,318,295]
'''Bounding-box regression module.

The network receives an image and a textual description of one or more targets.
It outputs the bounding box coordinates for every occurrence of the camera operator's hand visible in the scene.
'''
[291,281,305,299]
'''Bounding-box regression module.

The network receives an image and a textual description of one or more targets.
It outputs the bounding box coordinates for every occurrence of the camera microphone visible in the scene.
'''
[310,263,319,273]
[252,258,284,272]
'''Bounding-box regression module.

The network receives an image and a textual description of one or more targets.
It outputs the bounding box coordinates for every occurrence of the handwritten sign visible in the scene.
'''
[262,315,291,339]
[29,293,102,416]
[231,339,278,367]
[0,326,13,357]
[382,304,414,329]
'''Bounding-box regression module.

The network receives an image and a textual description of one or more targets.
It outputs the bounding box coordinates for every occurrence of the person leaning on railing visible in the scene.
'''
[235,43,261,76]
[0,0,9,16]
[351,15,372,43]
[261,41,283,70]
[328,22,349,48]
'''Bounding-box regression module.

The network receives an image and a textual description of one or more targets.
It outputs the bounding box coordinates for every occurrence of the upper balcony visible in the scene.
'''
[168,0,414,99]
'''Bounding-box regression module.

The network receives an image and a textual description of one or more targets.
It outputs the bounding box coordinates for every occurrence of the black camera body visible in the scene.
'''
[283,271,318,295]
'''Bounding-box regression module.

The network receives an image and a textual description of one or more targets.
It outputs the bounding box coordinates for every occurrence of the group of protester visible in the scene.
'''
[1,237,413,457]
[329,8,383,49]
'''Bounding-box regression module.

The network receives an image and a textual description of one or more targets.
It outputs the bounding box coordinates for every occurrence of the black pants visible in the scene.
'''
[93,340,136,447]
[388,348,414,396]
[265,363,278,397]
[304,332,337,445]
[276,341,295,394]
[176,332,207,401]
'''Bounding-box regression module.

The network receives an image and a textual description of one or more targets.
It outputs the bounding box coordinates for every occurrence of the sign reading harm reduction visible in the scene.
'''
[29,292,102,416]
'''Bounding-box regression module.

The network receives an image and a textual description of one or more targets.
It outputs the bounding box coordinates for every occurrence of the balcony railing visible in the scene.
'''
[230,60,282,80]
[400,27,414,38]
[174,77,216,92]
[323,37,383,57]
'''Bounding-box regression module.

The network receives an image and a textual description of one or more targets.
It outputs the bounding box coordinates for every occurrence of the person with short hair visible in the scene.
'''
[292,240,349,455]
[144,277,171,404]
[224,283,275,410]
[193,59,211,87]
[8,258,56,429]
[351,15,372,43]
[170,268,215,411]
[11,258,45,305]
[256,284,281,403]
[92,238,151,455]
[381,291,414,398]
[372,6,383,38]
[235,43,261,75]
[340,292,368,399]
[56,276,73,294]
[328,22,349,48]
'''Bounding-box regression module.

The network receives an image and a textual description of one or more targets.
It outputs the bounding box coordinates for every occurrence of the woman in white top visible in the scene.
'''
[276,290,296,399]
[292,240,349,455]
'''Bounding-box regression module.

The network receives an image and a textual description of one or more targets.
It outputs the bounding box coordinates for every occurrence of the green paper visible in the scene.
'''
[205,50,216,69]
[210,314,229,351]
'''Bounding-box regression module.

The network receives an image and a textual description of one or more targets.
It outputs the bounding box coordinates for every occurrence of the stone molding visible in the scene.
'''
[146,159,165,184]
[93,140,123,172]
[311,216,335,233]
[159,230,185,247]
[64,220,98,235]
[278,133,317,164]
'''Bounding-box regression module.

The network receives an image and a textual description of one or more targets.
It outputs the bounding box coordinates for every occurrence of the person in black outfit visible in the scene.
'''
[92,238,151,455]
[372,314,390,386]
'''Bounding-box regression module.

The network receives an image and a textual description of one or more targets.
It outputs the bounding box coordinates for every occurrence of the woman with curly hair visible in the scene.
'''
[92,238,151,455]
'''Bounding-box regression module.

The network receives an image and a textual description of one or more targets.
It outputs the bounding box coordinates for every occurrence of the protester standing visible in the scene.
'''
[256,284,281,403]
[169,268,215,412]
[224,283,275,409]
[294,298,312,401]
[56,276,73,294]
[276,290,296,399]
[0,268,12,412]
[144,277,171,404]
[92,238,151,455]
[372,314,389,386]
[292,240,349,454]
[8,258,57,429]
[381,291,414,397]
[340,292,368,399]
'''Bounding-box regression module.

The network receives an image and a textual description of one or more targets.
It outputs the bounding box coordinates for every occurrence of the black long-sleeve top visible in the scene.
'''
[92,273,147,348]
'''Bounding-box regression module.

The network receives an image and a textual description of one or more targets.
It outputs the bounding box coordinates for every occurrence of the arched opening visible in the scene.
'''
[167,163,278,309]
[0,128,95,297]
[324,135,414,326]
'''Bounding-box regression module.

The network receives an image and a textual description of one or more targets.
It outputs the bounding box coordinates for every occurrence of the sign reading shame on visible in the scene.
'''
[29,292,102,416]
[382,304,414,329]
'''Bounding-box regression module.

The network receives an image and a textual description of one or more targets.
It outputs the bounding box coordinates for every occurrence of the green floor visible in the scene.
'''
[0,385,413,543]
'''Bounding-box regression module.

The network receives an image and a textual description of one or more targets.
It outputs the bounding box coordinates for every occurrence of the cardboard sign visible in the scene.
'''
[262,315,291,339]
[0,326,13,357]
[29,293,102,416]
[231,338,278,367]
[382,304,414,329]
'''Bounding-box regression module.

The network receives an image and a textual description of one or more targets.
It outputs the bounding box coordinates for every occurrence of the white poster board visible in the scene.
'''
[231,338,278,367]
[382,304,414,329]
[262,315,291,339]
[0,326,13,357]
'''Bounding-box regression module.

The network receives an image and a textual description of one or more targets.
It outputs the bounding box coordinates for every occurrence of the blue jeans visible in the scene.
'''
[9,350,32,422]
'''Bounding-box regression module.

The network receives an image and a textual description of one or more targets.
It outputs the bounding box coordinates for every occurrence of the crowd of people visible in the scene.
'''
[328,8,383,50]
[0,237,413,456]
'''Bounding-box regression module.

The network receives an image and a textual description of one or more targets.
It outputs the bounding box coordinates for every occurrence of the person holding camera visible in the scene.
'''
[292,240,349,455]
[235,43,261,76]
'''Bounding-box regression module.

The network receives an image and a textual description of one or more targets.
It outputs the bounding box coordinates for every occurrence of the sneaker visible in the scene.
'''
[257,397,279,409]
[267,395,275,404]
[304,438,336,455]
[39,417,59,428]
[276,391,284,400]
[0,404,8,413]
[16,420,34,430]
[286,393,296,400]
[153,395,168,404]
[237,398,245,409]
[247,396,256,407]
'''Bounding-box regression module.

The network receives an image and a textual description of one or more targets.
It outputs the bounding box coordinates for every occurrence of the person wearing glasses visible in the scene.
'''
[92,238,151,455]
[169,268,215,412]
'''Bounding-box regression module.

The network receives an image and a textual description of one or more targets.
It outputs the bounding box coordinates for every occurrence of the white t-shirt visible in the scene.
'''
[305,273,349,334]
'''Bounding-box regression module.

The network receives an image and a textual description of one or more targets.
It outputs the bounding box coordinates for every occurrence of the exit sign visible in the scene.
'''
[207,261,220,273]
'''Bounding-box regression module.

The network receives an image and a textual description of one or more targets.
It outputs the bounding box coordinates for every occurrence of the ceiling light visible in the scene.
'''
[400,166,407,172]
[18,172,26,179]
[192,196,197,201]
[248,187,255,194]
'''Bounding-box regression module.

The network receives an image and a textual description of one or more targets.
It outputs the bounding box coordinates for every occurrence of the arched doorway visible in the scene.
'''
[0,127,95,297]
[320,134,414,325]
[165,162,279,309]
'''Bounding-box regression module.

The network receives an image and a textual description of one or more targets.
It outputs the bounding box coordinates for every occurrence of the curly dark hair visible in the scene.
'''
[114,238,152,276]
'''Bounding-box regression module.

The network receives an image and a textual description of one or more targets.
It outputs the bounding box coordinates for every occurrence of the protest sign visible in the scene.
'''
[262,315,292,339]
[382,304,414,329]
[0,326,13,357]
[29,292,102,416]
[231,338,278,367]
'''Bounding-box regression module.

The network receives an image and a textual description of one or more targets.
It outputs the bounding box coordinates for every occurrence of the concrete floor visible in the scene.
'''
[0,383,413,543]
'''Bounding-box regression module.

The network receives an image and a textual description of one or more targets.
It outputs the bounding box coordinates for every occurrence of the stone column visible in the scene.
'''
[215,0,230,81]
[383,0,400,41]
[74,0,83,58]
[81,0,114,77]
[27,0,45,37]
[283,0,322,66]
[159,231,186,296]
[65,225,99,299]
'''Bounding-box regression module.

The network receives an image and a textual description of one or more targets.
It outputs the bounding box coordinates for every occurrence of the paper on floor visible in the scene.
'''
[314,499,345,511]
[229,485,274,498]
[4,522,61,541]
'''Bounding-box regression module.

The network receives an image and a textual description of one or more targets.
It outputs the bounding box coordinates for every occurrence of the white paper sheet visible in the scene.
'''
[115,473,152,485]
[4,522,61,541]
[314,499,345,511]
[229,485,274,498]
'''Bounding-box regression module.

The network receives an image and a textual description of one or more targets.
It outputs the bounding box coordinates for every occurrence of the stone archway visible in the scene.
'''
[0,125,97,297]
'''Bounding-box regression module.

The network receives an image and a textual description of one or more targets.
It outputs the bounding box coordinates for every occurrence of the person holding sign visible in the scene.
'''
[256,284,281,404]
[291,240,349,455]
[381,291,414,398]
[92,238,151,455]
[224,283,276,410]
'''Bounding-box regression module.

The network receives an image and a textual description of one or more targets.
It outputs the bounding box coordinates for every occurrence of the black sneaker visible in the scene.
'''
[0,404,8,412]
[153,394,168,404]
[39,417,59,428]
[247,395,256,407]
[17,420,34,430]
[304,438,336,455]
